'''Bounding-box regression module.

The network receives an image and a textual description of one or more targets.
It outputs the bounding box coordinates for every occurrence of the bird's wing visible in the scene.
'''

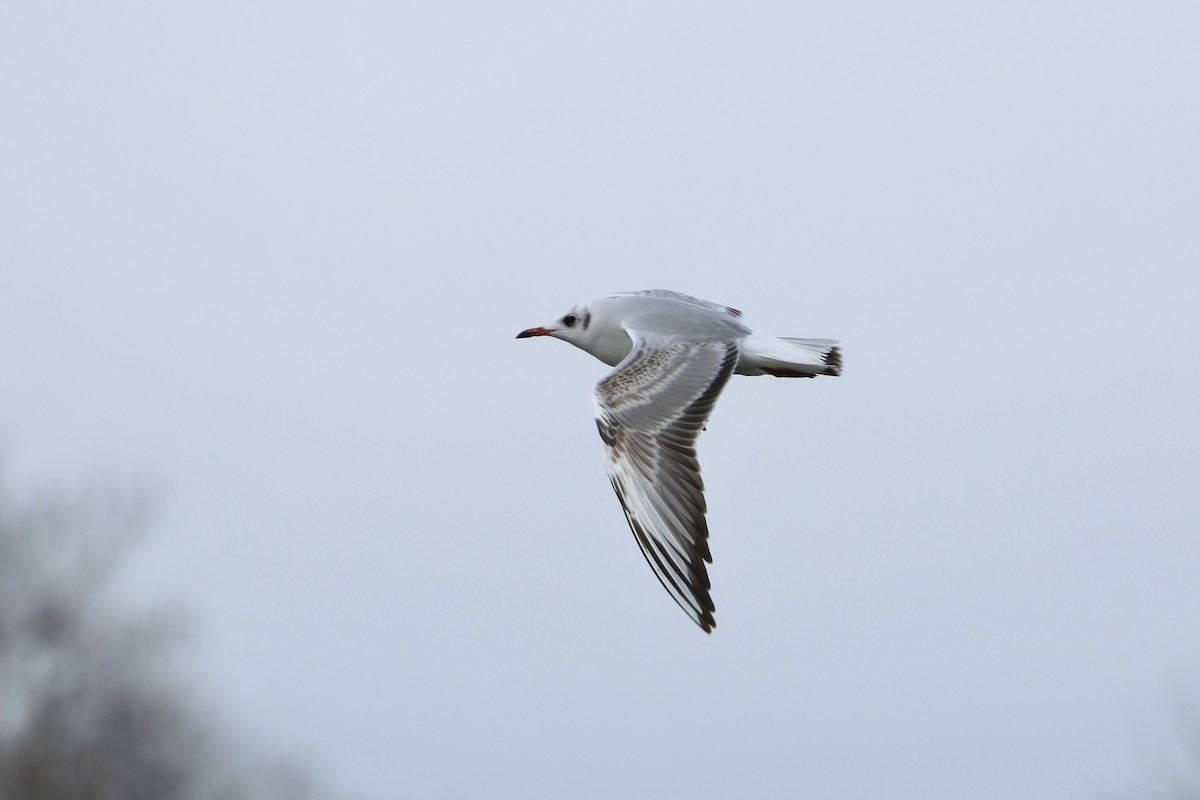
[610,289,743,319]
[592,331,740,633]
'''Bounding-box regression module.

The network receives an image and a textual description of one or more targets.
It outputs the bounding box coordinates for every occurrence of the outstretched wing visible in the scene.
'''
[592,331,740,633]
[610,289,743,319]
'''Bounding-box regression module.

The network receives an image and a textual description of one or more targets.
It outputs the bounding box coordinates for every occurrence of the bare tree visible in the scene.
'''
[1144,711,1200,800]
[0,473,343,800]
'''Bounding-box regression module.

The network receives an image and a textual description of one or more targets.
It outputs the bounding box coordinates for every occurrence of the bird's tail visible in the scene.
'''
[781,338,842,376]
[738,334,842,378]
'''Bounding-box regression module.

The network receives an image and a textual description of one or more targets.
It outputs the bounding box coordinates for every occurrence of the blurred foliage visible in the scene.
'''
[1144,714,1200,800]
[0,474,341,800]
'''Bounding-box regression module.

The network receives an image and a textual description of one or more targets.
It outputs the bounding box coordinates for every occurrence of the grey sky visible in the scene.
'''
[3,2,1199,798]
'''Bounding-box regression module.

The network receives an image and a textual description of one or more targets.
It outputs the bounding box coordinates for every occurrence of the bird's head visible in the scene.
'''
[515,303,592,346]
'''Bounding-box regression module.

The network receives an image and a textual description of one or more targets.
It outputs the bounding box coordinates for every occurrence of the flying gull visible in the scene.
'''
[517,289,841,632]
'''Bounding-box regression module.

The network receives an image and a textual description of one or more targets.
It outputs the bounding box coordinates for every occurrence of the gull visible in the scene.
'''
[517,289,841,633]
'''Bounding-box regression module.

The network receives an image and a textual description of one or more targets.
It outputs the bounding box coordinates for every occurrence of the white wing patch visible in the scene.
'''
[593,332,740,633]
[611,289,743,319]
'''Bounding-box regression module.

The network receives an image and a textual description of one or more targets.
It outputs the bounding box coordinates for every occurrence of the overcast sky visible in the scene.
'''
[2,2,1199,798]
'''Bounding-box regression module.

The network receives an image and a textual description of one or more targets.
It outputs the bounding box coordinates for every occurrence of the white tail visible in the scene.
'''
[737,333,842,378]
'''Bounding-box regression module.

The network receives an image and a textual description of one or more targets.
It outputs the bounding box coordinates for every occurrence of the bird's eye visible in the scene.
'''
[563,314,578,327]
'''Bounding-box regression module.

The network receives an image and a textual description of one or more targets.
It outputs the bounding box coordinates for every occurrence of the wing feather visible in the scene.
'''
[611,289,744,319]
[593,332,739,633]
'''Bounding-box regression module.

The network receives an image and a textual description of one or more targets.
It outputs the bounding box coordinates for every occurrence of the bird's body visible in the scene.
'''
[517,289,840,632]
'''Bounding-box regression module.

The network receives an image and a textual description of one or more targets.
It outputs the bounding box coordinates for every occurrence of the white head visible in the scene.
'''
[515,302,592,344]
[516,300,631,367]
